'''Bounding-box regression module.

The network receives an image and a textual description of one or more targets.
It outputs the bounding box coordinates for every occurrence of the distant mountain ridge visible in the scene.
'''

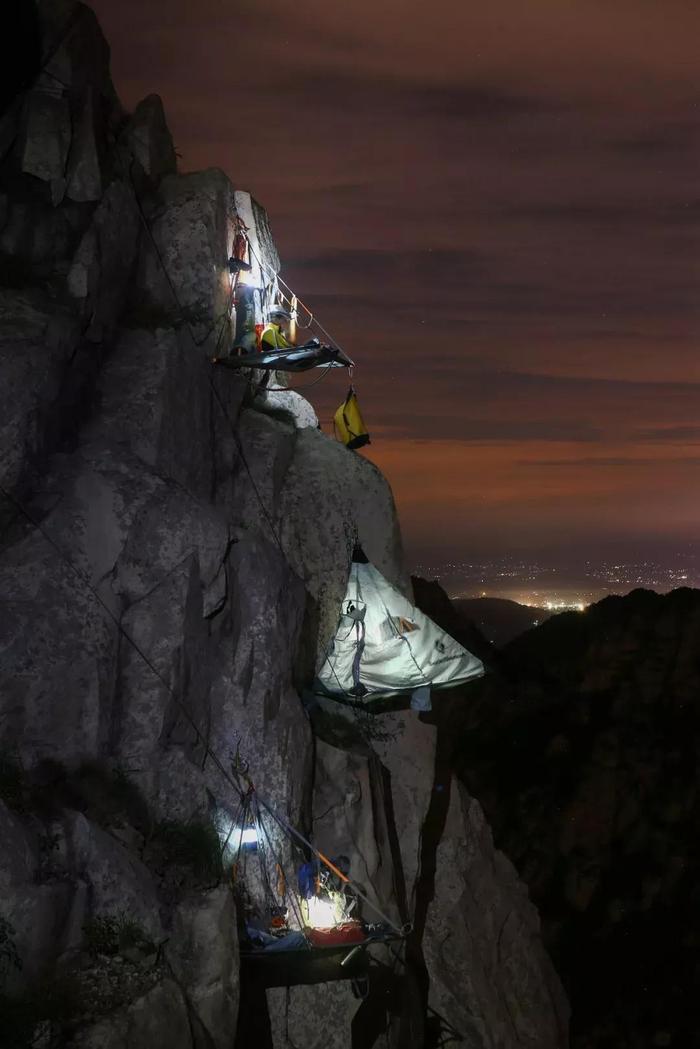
[448,586,700,1049]
[453,596,548,646]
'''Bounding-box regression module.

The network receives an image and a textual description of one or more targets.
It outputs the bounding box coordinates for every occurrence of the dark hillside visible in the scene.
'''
[416,585,700,1049]
[411,577,493,664]
[453,596,548,646]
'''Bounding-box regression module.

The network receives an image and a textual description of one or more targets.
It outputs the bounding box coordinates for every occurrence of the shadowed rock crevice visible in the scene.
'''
[407,710,456,1047]
[377,762,409,927]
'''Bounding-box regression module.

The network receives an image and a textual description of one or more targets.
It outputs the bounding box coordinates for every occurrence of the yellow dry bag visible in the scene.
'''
[334,387,370,450]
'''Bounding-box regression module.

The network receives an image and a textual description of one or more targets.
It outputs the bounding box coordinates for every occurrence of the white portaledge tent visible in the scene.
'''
[315,548,485,711]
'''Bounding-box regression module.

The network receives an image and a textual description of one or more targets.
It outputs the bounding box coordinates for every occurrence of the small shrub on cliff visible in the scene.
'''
[64,762,151,833]
[153,818,223,884]
[83,913,154,958]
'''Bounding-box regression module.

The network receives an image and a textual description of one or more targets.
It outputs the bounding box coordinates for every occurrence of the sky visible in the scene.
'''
[91,0,700,565]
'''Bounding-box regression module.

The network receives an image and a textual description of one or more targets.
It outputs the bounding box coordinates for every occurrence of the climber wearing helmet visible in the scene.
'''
[228,302,322,390]
[262,305,293,352]
[252,304,294,391]
[261,304,321,356]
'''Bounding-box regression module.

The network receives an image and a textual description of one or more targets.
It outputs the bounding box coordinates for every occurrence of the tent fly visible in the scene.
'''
[315,549,485,711]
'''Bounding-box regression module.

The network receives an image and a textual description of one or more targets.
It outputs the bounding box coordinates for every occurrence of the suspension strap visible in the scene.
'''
[255,793,410,937]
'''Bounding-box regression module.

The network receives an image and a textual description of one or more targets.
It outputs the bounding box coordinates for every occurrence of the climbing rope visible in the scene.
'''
[1,483,411,938]
[0,485,284,894]
[3,127,406,942]
[219,359,336,395]
[0,486,224,769]
[110,143,290,560]
[115,138,354,455]
[369,569,431,689]
[255,790,410,938]
[251,792,307,935]
[220,787,248,859]
[228,752,409,936]
[245,237,352,361]
[115,147,346,518]
[207,370,287,559]
[314,545,371,702]
[1,483,410,951]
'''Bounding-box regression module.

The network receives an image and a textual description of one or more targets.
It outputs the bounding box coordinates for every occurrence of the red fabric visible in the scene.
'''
[233,231,248,261]
[306,922,366,947]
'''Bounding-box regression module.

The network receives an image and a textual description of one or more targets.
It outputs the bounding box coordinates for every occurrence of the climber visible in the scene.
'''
[212,301,352,373]
[254,304,325,389]
[298,853,360,927]
[323,854,351,895]
[261,305,294,352]
[255,304,293,390]
[261,305,323,356]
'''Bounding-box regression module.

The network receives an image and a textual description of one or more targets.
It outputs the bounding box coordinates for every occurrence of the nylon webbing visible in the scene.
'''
[1,486,409,942]
[111,142,290,561]
[254,792,409,937]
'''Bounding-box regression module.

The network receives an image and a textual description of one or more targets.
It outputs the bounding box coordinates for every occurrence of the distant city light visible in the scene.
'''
[543,599,587,612]
[413,549,699,609]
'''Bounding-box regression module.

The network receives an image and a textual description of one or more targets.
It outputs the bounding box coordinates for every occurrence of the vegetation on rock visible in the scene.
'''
[83,912,156,959]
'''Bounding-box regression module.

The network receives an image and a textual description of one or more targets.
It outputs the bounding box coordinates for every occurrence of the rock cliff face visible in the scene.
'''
[0,5,568,1047]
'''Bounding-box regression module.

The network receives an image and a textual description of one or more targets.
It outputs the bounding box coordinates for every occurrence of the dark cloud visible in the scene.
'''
[292,182,370,201]
[292,247,489,287]
[91,0,700,561]
[408,82,568,121]
[524,456,700,467]
[607,122,699,155]
[470,371,700,397]
[204,67,564,130]
[375,418,604,444]
[504,199,700,228]
[636,426,700,443]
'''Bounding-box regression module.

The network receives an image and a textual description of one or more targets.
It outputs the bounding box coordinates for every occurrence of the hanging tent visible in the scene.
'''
[213,339,353,373]
[315,548,485,711]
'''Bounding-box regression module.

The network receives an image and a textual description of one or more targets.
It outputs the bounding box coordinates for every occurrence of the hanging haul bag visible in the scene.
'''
[334,388,370,449]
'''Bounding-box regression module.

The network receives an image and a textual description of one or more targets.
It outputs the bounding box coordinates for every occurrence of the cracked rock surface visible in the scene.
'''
[0,4,568,1047]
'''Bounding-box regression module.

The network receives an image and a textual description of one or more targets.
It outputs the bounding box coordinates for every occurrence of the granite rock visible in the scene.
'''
[120,94,177,186]
[0,6,569,1047]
